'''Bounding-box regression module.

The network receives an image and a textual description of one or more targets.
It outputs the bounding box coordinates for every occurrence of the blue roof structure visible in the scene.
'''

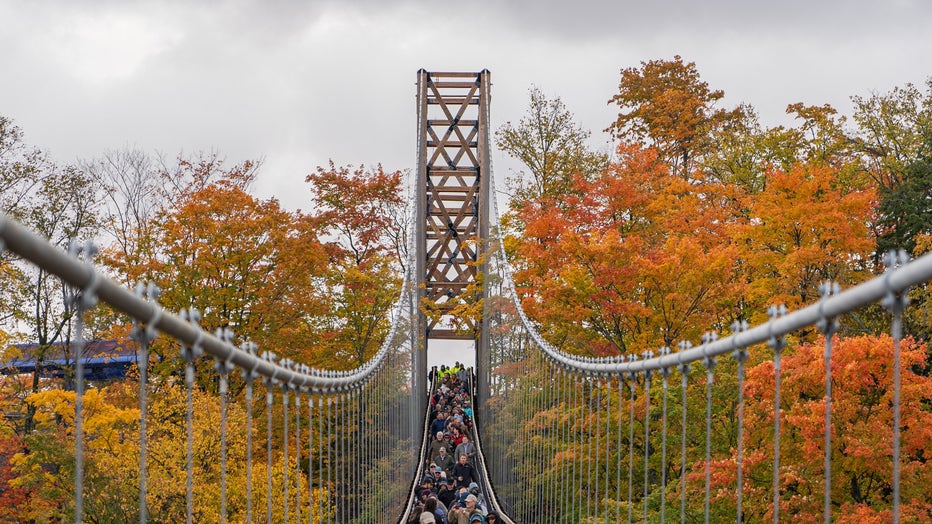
[1,340,139,380]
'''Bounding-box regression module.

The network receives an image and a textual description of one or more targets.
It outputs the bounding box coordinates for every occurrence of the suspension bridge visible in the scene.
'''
[1,70,931,523]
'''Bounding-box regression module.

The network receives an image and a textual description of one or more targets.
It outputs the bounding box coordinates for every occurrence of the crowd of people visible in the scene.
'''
[408,364,499,524]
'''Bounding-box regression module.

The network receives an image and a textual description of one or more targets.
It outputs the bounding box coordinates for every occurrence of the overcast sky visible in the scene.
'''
[2,0,930,213]
[2,1,928,366]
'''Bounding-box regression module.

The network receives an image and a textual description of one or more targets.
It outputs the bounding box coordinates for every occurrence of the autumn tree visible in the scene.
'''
[510,144,746,356]
[7,378,269,522]
[851,79,932,193]
[9,385,139,521]
[0,116,45,217]
[105,156,329,373]
[0,116,47,329]
[305,162,405,367]
[734,162,876,316]
[496,87,607,206]
[0,413,30,520]
[848,80,932,258]
[701,103,815,192]
[708,335,932,522]
[607,55,745,178]
[10,167,102,432]
[875,133,932,257]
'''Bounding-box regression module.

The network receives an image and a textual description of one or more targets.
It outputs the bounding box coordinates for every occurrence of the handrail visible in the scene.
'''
[486,171,932,376]
[467,369,516,524]
[0,213,408,393]
[400,368,515,523]
[398,369,441,523]
[501,250,932,376]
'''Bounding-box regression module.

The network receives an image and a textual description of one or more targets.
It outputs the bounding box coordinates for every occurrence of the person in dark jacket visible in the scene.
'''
[430,411,448,436]
[451,453,478,489]
[438,478,457,508]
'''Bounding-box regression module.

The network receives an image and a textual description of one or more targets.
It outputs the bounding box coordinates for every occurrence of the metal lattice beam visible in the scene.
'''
[416,70,491,340]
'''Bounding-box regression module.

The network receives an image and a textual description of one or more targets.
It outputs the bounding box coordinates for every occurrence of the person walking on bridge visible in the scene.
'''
[452,452,478,489]
[427,431,445,465]
[435,446,454,474]
[454,434,476,466]
[448,494,486,524]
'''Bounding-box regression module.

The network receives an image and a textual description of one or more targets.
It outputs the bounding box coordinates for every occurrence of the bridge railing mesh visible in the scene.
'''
[0,212,420,523]
[476,173,932,523]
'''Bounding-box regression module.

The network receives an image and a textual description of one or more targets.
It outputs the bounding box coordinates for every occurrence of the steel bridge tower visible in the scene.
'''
[414,70,492,421]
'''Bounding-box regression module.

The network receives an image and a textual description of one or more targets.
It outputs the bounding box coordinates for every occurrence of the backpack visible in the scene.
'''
[469,514,487,524]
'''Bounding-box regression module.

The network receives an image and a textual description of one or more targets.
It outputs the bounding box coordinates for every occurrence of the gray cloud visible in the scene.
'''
[1,0,930,211]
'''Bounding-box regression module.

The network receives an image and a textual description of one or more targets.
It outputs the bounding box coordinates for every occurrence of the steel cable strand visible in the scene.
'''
[591,376,600,520]
[816,282,840,524]
[295,388,301,524]
[563,369,572,524]
[593,377,609,519]
[701,332,718,524]
[266,378,276,523]
[603,375,613,523]
[66,240,99,524]
[616,377,624,524]
[766,305,787,524]
[541,364,548,521]
[244,379,254,524]
[348,390,354,523]
[586,375,594,522]
[307,391,314,524]
[552,366,561,523]
[730,321,749,523]
[327,395,333,522]
[522,363,530,520]
[526,356,535,520]
[318,395,325,522]
[180,309,202,524]
[358,389,363,522]
[556,371,567,521]
[571,373,579,521]
[283,388,291,523]
[360,386,367,523]
[882,250,911,524]
[544,362,553,524]
[643,357,653,523]
[677,342,691,524]
[658,349,671,524]
[338,392,345,524]
[239,341,259,524]
[627,369,636,524]
[213,333,235,524]
[349,390,355,523]
[534,352,549,516]
[130,281,161,524]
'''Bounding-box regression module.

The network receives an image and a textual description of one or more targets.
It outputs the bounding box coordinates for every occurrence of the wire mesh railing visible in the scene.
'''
[476,173,932,522]
[5,180,932,523]
[0,212,420,523]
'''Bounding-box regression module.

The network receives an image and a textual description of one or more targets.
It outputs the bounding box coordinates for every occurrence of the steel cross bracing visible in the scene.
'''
[4,67,932,523]
[415,69,491,340]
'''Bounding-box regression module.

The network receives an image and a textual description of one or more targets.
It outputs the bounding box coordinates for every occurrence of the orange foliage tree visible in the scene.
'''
[734,162,876,317]
[704,335,932,523]
[305,162,406,368]
[105,157,329,370]
[510,144,746,356]
[607,55,746,178]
